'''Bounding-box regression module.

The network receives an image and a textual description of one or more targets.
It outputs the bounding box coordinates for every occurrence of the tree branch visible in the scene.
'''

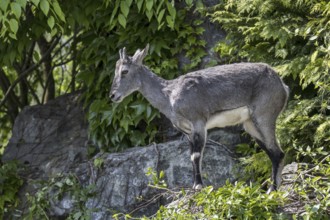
[0,36,61,109]
[0,68,21,123]
[71,26,79,92]
[26,79,41,105]
[0,31,80,109]
[38,36,55,103]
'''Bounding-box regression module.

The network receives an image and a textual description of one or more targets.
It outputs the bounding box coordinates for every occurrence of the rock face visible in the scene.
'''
[87,140,238,219]
[2,92,88,168]
[2,93,242,219]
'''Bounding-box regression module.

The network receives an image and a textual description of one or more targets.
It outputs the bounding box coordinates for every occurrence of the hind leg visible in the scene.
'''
[243,119,285,192]
[187,121,206,190]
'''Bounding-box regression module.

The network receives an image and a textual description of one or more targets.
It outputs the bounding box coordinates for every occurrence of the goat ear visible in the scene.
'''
[132,44,149,65]
[132,49,142,60]
[119,47,127,60]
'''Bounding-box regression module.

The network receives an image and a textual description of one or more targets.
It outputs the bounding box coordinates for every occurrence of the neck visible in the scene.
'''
[137,66,171,117]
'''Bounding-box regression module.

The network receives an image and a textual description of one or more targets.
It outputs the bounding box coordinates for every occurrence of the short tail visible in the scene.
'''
[280,82,290,114]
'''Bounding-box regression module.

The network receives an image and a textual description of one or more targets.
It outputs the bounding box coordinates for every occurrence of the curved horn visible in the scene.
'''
[119,47,127,60]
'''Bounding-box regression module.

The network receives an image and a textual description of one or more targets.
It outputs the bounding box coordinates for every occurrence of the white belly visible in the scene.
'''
[206,106,250,129]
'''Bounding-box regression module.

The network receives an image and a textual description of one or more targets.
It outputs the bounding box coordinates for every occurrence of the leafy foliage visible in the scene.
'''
[0,161,23,219]
[24,173,95,220]
[117,169,288,220]
[187,183,286,220]
[0,0,206,153]
[210,0,330,162]
[208,1,330,218]
[119,162,329,219]
[77,0,207,151]
[0,0,80,152]
[288,159,330,219]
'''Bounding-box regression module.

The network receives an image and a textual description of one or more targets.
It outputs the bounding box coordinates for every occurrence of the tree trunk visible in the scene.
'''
[38,37,55,103]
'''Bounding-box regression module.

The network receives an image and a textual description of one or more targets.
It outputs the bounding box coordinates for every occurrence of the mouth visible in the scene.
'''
[110,93,122,103]
[112,96,122,103]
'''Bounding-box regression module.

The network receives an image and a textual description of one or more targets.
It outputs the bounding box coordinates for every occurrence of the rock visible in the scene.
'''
[86,140,238,219]
[2,93,241,219]
[2,92,89,218]
[279,162,312,215]
[2,92,88,169]
[176,0,226,70]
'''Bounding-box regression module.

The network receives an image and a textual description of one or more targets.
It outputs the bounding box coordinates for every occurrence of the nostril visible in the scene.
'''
[110,91,121,102]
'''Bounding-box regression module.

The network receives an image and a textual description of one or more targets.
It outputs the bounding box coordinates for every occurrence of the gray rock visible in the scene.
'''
[86,140,238,218]
[280,162,312,216]
[2,93,241,219]
[2,92,88,169]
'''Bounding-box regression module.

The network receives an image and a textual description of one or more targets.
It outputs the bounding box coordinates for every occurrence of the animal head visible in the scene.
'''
[109,44,149,103]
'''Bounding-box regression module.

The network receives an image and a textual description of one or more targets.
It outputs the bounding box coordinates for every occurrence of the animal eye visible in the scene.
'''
[121,70,129,75]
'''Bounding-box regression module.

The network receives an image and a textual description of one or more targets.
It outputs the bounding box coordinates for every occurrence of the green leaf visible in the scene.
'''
[11,2,21,19]
[166,15,174,29]
[52,0,66,22]
[155,1,164,14]
[16,0,27,9]
[109,0,120,25]
[47,16,55,29]
[311,50,318,63]
[77,70,94,86]
[136,0,143,12]
[118,13,126,28]
[185,0,193,7]
[73,212,82,219]
[31,0,40,6]
[126,0,133,7]
[0,0,9,11]
[120,118,130,133]
[146,0,153,11]
[146,105,152,118]
[65,177,74,186]
[40,0,49,16]
[166,1,176,18]
[146,9,153,21]
[157,9,165,23]
[159,170,165,179]
[120,0,129,18]
[130,103,146,115]
[309,35,318,41]
[9,18,18,34]
[311,203,320,213]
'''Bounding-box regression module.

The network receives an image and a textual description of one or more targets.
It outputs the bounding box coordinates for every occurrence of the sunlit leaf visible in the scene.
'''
[0,0,9,11]
[9,18,18,34]
[146,0,153,11]
[52,0,66,22]
[40,0,49,16]
[120,0,129,18]
[31,0,40,6]
[47,16,55,29]
[136,0,144,12]
[16,0,27,8]
[157,9,165,23]
[10,2,21,19]
[118,13,126,28]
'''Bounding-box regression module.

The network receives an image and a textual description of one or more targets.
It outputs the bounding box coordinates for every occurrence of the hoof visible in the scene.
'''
[193,184,203,190]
